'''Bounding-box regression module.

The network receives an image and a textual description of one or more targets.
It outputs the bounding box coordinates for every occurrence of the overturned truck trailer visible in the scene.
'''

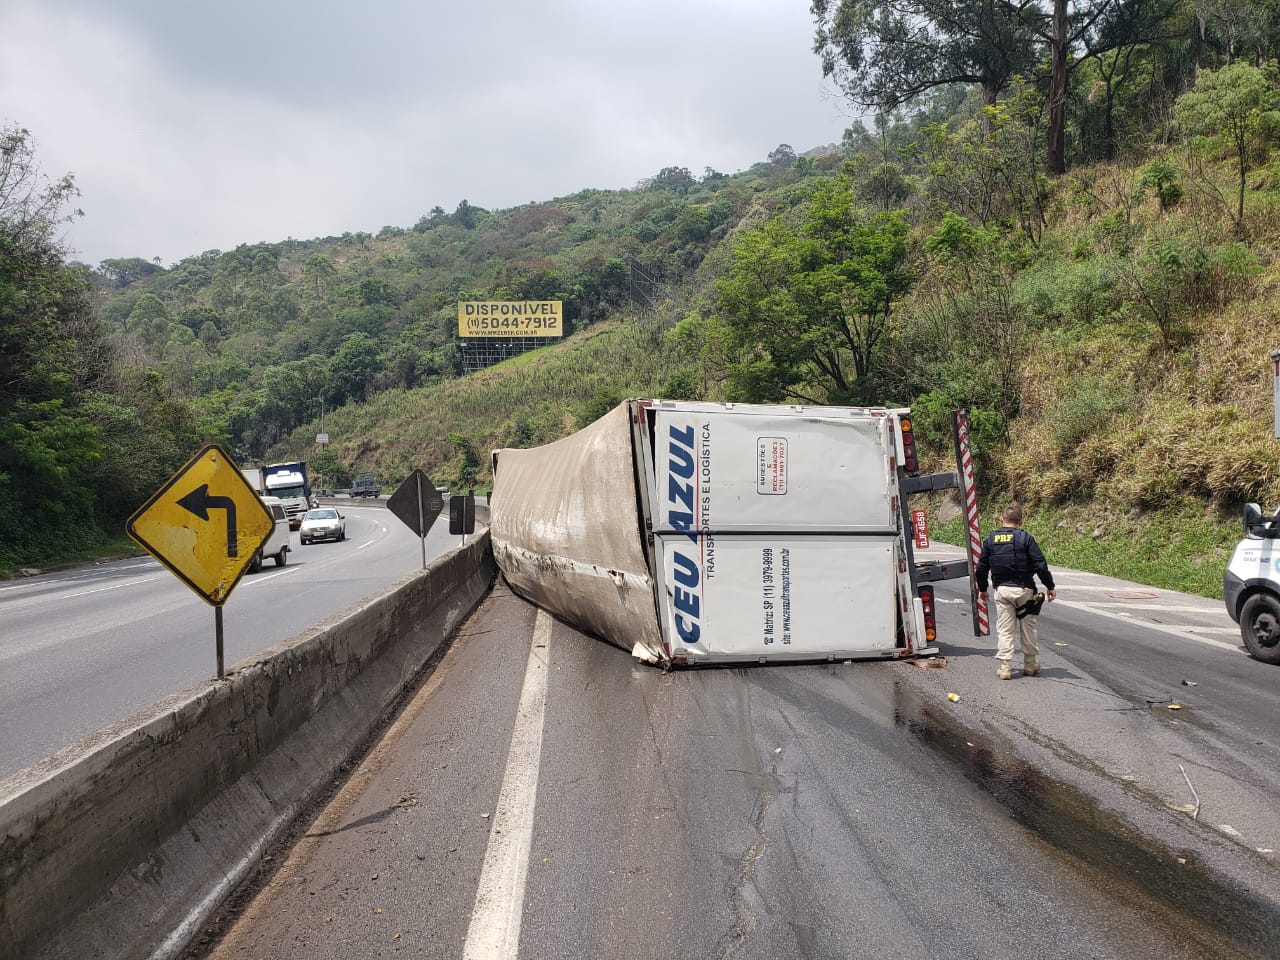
[491,400,984,666]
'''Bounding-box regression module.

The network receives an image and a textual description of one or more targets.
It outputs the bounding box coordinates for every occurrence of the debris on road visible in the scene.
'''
[1178,764,1201,820]
[910,656,949,669]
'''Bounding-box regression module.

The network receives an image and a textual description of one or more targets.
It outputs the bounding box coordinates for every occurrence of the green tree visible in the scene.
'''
[97,257,163,288]
[452,199,480,229]
[643,166,697,194]
[326,332,382,404]
[767,144,798,167]
[715,179,912,403]
[1173,61,1280,232]
[447,432,482,490]
[911,211,1029,425]
[0,125,81,245]
[812,0,1036,110]
[1,129,100,564]
[125,292,172,344]
[1074,0,1173,161]
[302,253,335,298]
[1,124,208,567]
[918,95,1050,246]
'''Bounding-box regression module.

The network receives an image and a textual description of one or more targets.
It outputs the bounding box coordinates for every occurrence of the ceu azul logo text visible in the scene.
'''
[667,423,702,645]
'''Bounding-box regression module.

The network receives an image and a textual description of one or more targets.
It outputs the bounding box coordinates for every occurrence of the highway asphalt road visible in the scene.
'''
[191,555,1280,960]
[0,503,462,779]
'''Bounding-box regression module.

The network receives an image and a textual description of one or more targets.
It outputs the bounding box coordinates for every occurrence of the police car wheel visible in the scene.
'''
[1240,593,1280,665]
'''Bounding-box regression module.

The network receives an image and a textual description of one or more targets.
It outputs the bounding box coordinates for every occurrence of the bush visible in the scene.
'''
[1137,160,1184,211]
[1014,256,1123,326]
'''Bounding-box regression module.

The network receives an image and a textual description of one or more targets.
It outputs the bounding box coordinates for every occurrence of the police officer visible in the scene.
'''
[976,502,1056,679]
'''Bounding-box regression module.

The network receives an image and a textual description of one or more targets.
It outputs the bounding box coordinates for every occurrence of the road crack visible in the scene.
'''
[720,786,774,960]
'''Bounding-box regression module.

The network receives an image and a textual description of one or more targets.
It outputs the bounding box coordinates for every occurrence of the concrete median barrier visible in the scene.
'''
[0,533,495,960]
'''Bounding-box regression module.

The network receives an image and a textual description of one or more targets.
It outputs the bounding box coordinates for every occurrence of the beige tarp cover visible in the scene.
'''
[490,402,664,658]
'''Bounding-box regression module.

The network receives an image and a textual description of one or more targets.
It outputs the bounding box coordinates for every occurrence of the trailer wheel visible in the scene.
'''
[1240,593,1280,664]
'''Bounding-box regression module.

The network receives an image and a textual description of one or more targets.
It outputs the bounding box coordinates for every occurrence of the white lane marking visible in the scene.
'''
[1054,600,1243,653]
[0,575,165,611]
[464,610,552,960]
[0,560,158,593]
[238,566,300,587]
[1084,602,1226,614]
[357,524,386,550]
[56,575,162,600]
[1050,584,1164,592]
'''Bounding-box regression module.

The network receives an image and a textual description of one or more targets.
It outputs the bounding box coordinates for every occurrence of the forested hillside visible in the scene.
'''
[8,0,1280,594]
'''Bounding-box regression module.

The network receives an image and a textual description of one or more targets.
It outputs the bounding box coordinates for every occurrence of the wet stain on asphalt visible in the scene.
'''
[893,687,1280,960]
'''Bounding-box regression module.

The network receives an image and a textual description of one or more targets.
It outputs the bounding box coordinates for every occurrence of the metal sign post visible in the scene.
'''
[215,606,224,678]
[1271,349,1280,439]
[416,478,427,570]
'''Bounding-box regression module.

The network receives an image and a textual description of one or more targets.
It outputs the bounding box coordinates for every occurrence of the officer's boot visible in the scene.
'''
[1023,659,1040,677]
[996,662,1013,680]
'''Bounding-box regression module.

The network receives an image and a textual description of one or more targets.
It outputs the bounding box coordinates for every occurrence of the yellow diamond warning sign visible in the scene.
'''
[126,443,274,605]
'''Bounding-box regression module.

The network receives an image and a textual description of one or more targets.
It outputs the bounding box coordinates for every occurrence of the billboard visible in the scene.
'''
[458,300,563,338]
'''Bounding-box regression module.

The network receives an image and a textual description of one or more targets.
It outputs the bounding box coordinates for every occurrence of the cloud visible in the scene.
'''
[0,0,854,264]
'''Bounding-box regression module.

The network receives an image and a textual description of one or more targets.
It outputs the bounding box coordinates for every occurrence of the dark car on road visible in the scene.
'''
[350,474,381,498]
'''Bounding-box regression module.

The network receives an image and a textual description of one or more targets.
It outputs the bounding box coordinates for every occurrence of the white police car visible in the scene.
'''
[1224,502,1280,664]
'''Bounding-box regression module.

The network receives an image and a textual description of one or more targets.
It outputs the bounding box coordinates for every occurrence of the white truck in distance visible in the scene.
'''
[241,467,265,494]
[261,461,312,528]
[490,400,983,666]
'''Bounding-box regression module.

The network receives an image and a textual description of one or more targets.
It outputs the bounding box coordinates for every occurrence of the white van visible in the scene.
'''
[1224,503,1280,664]
[249,496,291,572]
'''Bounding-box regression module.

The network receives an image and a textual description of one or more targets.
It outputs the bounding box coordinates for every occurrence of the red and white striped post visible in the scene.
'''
[952,410,990,637]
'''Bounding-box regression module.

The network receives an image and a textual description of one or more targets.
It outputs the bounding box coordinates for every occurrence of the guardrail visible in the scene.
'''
[0,532,495,960]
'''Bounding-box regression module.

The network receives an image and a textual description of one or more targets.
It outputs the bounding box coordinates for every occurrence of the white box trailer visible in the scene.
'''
[490,400,984,666]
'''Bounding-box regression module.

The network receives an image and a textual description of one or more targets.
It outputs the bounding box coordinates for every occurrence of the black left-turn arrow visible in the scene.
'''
[177,484,239,557]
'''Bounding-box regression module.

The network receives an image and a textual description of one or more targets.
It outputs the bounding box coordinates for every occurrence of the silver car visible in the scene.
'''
[299,507,346,545]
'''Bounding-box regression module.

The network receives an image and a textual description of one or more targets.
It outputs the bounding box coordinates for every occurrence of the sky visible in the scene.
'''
[0,0,859,267]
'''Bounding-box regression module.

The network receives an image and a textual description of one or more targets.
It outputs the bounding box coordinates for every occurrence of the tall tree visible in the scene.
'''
[1077,0,1176,159]
[812,0,1036,111]
[1,126,100,557]
[1005,0,1122,175]
[0,125,81,247]
[716,179,913,404]
[1,125,209,566]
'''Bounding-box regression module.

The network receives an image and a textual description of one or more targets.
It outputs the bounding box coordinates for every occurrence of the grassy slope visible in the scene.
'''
[945,164,1280,598]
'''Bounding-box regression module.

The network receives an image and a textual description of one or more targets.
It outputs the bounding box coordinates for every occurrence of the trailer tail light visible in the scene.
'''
[899,416,919,476]
[919,585,936,643]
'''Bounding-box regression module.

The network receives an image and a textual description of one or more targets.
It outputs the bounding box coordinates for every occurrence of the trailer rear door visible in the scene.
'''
[642,403,903,663]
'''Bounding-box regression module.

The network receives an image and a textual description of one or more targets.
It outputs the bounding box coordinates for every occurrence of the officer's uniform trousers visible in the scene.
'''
[993,584,1039,665]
